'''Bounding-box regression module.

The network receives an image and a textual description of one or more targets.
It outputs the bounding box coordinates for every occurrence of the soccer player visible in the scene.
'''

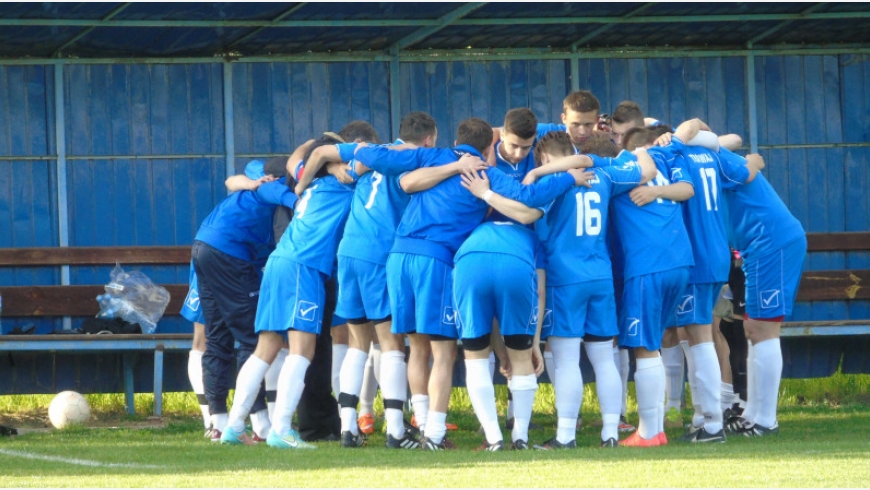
[719,148,807,437]
[609,101,645,149]
[353,117,593,450]
[191,157,300,444]
[523,133,656,448]
[180,272,210,435]
[651,119,763,443]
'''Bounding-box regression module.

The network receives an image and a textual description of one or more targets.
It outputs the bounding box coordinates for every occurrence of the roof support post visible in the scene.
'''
[223,62,235,185]
[746,46,759,154]
[53,61,71,330]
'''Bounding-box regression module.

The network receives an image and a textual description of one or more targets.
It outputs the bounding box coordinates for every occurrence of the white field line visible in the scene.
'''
[0,448,163,469]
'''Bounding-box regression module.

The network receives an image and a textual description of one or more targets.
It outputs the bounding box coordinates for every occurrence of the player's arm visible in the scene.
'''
[633,148,658,184]
[399,153,488,194]
[532,268,546,377]
[629,180,694,206]
[225,174,276,193]
[460,170,544,224]
[256,179,299,208]
[494,167,589,209]
[285,139,317,180]
[522,154,596,185]
[744,153,765,182]
[295,144,343,194]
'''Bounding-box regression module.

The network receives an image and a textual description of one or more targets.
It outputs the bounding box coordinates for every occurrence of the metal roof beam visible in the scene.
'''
[51,3,132,57]
[226,3,308,50]
[390,2,487,52]
[747,3,827,46]
[571,3,656,49]
[3,11,869,28]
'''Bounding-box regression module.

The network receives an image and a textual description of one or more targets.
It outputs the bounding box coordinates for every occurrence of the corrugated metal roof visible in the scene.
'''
[0,2,868,59]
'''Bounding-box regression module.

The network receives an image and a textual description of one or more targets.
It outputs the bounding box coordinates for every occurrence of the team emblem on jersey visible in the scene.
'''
[760,289,781,309]
[669,168,684,180]
[184,290,200,311]
[529,307,552,328]
[627,318,641,336]
[443,306,457,325]
[297,300,319,321]
[676,295,695,315]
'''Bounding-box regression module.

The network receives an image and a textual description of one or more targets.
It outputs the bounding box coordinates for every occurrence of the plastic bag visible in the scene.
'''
[96,263,171,334]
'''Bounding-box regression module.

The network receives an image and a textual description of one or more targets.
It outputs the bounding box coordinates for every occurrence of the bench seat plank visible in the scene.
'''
[0,246,191,266]
[1,284,188,317]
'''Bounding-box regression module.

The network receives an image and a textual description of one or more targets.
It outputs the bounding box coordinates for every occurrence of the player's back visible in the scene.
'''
[610,147,694,279]
[455,220,539,268]
[719,149,805,258]
[273,175,355,275]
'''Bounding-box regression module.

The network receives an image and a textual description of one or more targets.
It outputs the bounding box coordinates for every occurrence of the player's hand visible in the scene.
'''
[746,153,765,170]
[567,168,596,188]
[521,169,539,185]
[327,162,355,184]
[498,355,512,380]
[629,185,660,206]
[454,153,488,175]
[352,142,369,154]
[460,169,491,199]
[531,344,545,378]
[654,132,673,147]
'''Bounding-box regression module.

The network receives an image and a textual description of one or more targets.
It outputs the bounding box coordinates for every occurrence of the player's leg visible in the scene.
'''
[660,327,685,428]
[332,323,349,402]
[269,329,319,449]
[357,341,380,435]
[581,279,622,447]
[223,331,284,445]
[181,263,211,432]
[336,321,372,446]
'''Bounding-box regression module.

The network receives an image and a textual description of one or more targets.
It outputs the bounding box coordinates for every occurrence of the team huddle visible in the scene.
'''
[181,89,807,451]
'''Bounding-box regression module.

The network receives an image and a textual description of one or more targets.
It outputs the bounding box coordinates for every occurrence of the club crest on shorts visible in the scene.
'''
[184,290,200,311]
[442,306,456,325]
[676,295,695,315]
[297,300,319,321]
[627,318,641,336]
[529,307,552,328]
[760,289,780,309]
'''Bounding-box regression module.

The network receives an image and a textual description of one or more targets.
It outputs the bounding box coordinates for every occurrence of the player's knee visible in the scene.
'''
[346,317,369,325]
[461,335,490,351]
[503,334,534,351]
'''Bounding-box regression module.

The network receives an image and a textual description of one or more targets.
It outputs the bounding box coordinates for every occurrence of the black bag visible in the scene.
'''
[81,317,142,335]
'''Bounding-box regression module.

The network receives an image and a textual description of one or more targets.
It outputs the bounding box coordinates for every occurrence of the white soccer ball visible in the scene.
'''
[48,391,91,429]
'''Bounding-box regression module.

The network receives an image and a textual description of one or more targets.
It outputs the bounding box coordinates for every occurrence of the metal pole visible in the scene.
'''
[54,61,71,331]
[223,62,235,184]
[390,50,401,140]
[746,47,759,154]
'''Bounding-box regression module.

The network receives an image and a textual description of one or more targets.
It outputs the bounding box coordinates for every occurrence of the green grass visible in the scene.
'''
[1,375,869,488]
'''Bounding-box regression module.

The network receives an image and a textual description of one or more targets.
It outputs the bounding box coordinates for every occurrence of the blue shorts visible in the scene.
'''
[335,256,391,322]
[255,256,326,335]
[544,279,618,339]
[387,253,457,338]
[618,267,690,351]
[674,282,724,327]
[743,237,807,319]
[454,252,537,340]
[180,261,206,324]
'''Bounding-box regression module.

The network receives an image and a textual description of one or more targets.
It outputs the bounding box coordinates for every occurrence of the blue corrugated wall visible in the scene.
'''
[1,54,869,376]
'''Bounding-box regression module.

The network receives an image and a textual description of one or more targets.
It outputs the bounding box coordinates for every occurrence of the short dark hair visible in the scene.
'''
[339,120,380,144]
[263,156,288,178]
[649,123,674,136]
[455,117,493,154]
[563,90,601,114]
[399,111,437,145]
[611,101,644,127]
[580,134,619,158]
[534,131,574,166]
[503,108,537,140]
[623,127,658,152]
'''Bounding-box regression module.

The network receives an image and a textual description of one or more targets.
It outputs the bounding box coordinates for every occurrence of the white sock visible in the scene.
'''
[187,350,210,429]
[380,350,408,439]
[544,350,556,388]
[250,409,271,439]
[634,356,665,440]
[211,413,229,433]
[465,358,501,444]
[265,348,288,418]
[743,341,757,424]
[227,354,270,433]
[339,348,369,435]
[681,340,703,428]
[616,348,630,417]
[508,374,537,444]
[426,411,448,444]
[411,394,430,433]
[488,351,497,379]
[690,342,723,433]
[359,346,379,417]
[721,382,737,411]
[549,337,582,444]
[332,343,349,398]
[661,345,685,411]
[585,341,621,442]
[271,355,310,436]
[371,343,382,386]
[752,338,782,428]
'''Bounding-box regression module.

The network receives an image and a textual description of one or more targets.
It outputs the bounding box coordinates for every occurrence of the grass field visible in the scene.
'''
[1,374,869,488]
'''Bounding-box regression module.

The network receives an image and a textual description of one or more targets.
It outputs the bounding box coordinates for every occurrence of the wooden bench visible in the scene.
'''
[0,246,193,416]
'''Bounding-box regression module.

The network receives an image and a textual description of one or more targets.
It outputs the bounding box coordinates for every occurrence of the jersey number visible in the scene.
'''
[699,167,719,211]
[364,172,384,210]
[295,185,317,219]
[646,171,675,204]
[575,191,602,236]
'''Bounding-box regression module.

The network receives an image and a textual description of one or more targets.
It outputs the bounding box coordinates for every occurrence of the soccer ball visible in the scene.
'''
[48,391,91,429]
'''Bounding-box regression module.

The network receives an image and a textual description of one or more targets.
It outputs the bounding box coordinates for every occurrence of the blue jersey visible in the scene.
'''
[670,139,751,284]
[336,140,410,266]
[540,163,644,287]
[194,178,298,267]
[355,144,576,265]
[271,175,355,276]
[490,141,537,224]
[455,220,540,269]
[609,148,694,279]
[719,149,805,259]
